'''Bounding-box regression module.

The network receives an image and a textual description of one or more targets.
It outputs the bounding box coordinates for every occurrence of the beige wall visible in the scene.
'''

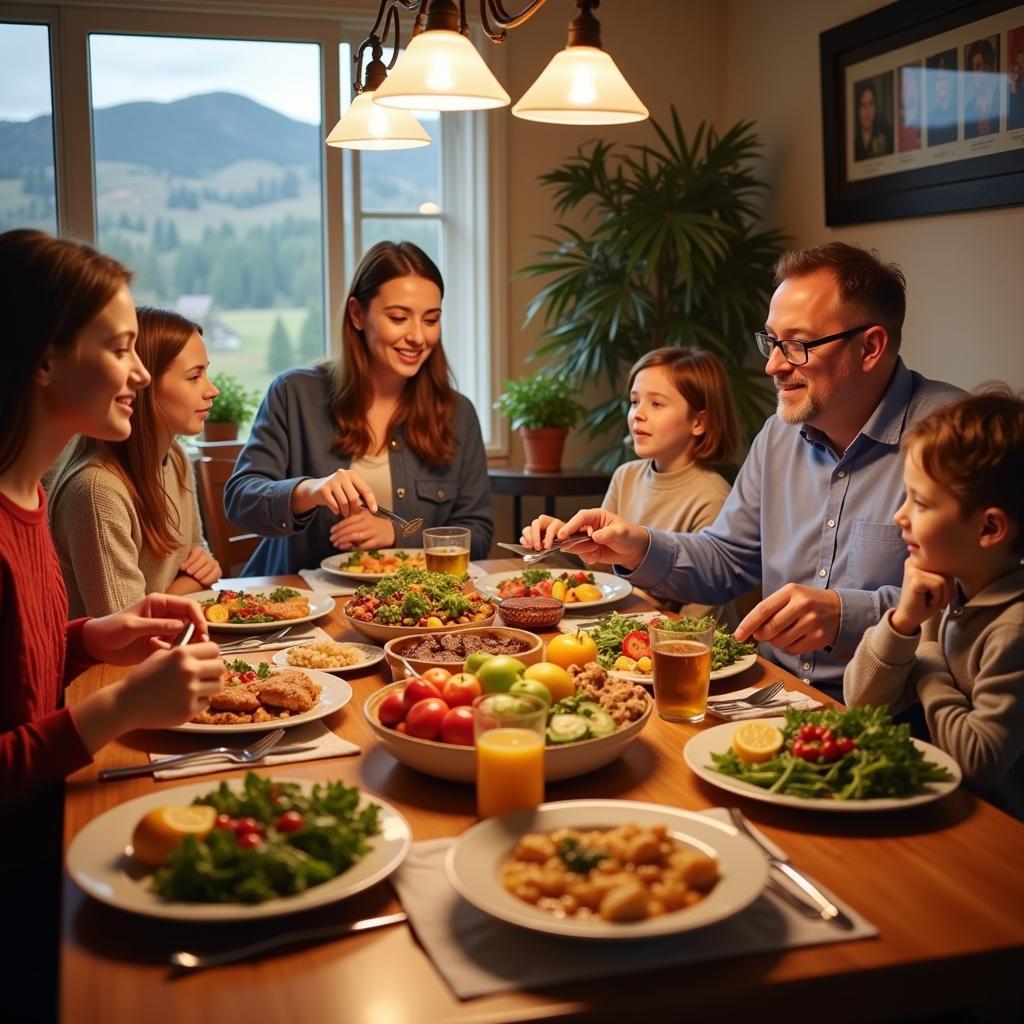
[725,0,1024,392]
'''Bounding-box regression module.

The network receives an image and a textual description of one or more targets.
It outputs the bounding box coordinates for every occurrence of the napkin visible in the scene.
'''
[705,685,823,721]
[150,720,361,781]
[390,808,875,1000]
[217,624,334,654]
[298,568,359,597]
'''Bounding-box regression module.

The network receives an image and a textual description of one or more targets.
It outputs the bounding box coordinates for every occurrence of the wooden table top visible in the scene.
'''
[60,565,1024,1023]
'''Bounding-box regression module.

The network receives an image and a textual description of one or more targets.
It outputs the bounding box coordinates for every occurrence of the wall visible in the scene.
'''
[725,0,1024,392]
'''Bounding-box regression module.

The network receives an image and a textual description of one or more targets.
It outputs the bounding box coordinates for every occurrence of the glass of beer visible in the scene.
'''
[649,622,714,723]
[473,693,546,818]
[423,526,471,576]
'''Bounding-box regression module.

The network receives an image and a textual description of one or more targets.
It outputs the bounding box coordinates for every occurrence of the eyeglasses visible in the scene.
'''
[754,324,873,366]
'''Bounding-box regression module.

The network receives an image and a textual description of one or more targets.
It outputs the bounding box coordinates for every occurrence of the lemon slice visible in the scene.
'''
[131,804,218,868]
[731,721,784,764]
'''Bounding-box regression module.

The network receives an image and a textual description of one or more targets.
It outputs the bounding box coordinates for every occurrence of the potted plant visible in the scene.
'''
[520,109,788,470]
[204,372,261,442]
[494,374,585,473]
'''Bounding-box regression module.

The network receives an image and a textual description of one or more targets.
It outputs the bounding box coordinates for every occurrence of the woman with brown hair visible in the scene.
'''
[49,307,222,616]
[225,240,493,574]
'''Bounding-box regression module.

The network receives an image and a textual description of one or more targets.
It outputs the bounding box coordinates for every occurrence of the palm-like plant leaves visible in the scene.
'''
[519,110,788,471]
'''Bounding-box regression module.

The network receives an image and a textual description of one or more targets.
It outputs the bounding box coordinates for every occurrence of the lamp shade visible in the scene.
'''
[512,46,648,125]
[372,29,510,111]
[325,90,431,150]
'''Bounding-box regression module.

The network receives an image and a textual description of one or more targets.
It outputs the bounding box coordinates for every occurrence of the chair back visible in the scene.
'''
[195,456,260,574]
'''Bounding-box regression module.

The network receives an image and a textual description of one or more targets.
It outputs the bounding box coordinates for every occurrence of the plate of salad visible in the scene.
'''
[683,707,961,811]
[474,569,632,608]
[561,612,758,682]
[66,772,413,921]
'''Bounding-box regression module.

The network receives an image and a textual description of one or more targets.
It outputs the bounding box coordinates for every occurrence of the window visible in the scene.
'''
[0,19,57,233]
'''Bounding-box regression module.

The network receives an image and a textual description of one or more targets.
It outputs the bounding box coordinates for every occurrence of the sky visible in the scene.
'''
[0,24,323,124]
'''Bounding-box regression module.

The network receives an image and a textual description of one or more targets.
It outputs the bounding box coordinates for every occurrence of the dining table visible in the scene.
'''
[60,561,1024,1023]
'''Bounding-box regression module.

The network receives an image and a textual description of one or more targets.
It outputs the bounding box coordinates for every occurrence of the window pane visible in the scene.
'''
[360,114,440,211]
[0,22,57,233]
[89,34,326,421]
[361,217,441,266]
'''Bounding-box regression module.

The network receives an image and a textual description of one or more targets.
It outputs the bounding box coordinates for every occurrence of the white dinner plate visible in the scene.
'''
[272,642,384,675]
[445,799,767,940]
[683,717,962,812]
[168,669,352,734]
[474,570,632,609]
[66,778,412,921]
[194,587,335,632]
[320,548,427,582]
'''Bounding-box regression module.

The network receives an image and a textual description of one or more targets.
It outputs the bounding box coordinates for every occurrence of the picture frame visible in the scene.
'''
[820,0,1024,225]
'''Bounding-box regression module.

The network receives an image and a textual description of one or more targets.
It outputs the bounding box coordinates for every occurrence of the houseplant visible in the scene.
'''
[204,372,261,441]
[520,109,788,470]
[494,374,585,473]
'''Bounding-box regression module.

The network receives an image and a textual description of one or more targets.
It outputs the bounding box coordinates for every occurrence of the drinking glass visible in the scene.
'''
[649,622,714,723]
[423,526,471,576]
[473,692,546,818]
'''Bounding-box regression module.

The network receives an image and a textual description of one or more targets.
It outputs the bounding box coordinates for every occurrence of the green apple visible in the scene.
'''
[477,655,527,693]
[464,650,493,675]
[510,678,552,706]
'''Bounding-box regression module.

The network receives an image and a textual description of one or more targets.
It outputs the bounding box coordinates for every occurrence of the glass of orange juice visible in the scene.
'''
[473,693,547,818]
[649,622,714,723]
[423,527,471,576]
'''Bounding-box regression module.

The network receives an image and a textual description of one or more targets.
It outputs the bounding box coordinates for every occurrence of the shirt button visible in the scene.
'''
[802,661,812,671]
[836,470,847,479]
[396,487,406,499]
[818,568,827,577]
[390,439,399,450]
[827,519,836,528]
[436,488,446,499]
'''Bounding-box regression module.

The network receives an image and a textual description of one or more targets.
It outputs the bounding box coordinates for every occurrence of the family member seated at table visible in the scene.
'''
[48,307,222,616]
[225,240,493,574]
[844,389,1024,818]
[602,346,738,621]
[523,242,962,699]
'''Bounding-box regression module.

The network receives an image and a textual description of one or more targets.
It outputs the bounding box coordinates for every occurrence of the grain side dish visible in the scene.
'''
[285,640,366,670]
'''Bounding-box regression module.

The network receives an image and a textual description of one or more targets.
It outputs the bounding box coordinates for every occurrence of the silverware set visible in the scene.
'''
[217,625,311,654]
[373,504,423,536]
[707,680,786,713]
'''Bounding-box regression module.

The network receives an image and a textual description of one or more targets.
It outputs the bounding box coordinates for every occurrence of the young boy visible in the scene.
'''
[844,388,1024,818]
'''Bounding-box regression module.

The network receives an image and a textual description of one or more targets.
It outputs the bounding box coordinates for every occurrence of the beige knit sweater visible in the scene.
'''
[602,459,733,621]
[843,567,1024,819]
[49,444,205,618]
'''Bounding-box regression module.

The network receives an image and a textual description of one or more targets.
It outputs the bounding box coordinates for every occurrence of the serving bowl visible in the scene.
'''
[363,682,652,782]
[383,626,543,680]
[342,600,497,645]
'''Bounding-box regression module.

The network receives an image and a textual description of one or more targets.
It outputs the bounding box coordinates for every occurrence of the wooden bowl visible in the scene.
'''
[382,626,543,680]
[342,599,497,646]
[498,596,564,629]
[363,682,652,783]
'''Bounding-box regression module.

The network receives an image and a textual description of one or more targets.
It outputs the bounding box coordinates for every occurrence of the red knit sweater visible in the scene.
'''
[0,487,94,802]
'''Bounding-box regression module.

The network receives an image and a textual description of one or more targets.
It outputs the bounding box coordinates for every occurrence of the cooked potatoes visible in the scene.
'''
[502,824,719,923]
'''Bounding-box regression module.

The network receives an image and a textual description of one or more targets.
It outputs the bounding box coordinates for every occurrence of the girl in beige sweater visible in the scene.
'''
[49,308,222,616]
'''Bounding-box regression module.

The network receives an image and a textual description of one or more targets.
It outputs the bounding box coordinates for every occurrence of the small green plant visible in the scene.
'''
[208,372,261,425]
[494,374,585,430]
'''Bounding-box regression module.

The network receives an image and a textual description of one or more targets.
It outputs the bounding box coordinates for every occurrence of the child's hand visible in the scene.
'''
[890,560,956,636]
[179,546,221,586]
[82,594,209,664]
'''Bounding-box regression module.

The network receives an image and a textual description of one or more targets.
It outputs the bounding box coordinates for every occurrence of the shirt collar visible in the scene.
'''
[960,566,1024,610]
[799,357,912,451]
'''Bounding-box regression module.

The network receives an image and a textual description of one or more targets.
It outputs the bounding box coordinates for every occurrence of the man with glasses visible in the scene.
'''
[523,242,961,698]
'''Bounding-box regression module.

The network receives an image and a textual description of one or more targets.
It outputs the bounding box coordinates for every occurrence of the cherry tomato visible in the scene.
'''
[379,691,408,727]
[404,697,450,740]
[403,677,443,711]
[275,810,303,833]
[837,737,857,755]
[422,667,452,688]
[214,814,237,831]
[622,629,652,661]
[236,831,263,849]
[234,817,263,838]
[440,705,476,745]
[821,739,840,761]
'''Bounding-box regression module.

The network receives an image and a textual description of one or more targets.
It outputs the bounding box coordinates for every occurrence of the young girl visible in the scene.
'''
[844,389,1024,818]
[48,307,222,616]
[225,240,493,573]
[601,346,740,618]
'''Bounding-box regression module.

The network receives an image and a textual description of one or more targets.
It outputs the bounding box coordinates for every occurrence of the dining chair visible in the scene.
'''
[195,456,260,575]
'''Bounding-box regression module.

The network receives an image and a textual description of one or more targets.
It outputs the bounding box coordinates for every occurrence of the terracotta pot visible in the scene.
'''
[203,421,239,443]
[520,426,568,473]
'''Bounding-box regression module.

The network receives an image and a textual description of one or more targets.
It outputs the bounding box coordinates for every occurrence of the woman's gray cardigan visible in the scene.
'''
[224,365,494,574]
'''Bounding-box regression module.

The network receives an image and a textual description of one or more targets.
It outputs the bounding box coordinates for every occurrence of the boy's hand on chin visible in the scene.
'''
[890,560,956,636]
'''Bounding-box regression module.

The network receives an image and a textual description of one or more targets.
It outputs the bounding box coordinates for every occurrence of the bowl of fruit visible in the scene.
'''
[383,626,543,681]
[363,655,652,783]
[343,566,497,644]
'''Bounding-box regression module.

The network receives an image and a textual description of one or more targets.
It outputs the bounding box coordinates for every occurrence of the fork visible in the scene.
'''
[707,680,785,711]
[217,625,295,654]
[497,535,590,564]
[98,728,287,780]
[372,504,423,537]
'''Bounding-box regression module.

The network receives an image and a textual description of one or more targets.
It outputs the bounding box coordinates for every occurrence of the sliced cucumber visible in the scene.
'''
[547,713,589,744]
[578,703,617,737]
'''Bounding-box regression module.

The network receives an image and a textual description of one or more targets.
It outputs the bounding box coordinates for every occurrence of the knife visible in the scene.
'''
[98,745,318,780]
[728,807,855,930]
